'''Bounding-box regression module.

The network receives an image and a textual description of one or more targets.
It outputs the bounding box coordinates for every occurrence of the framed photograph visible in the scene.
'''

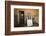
[5,1,45,35]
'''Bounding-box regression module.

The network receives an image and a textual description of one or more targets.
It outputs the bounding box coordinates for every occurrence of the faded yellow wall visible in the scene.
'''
[14,8,39,23]
[14,8,39,17]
